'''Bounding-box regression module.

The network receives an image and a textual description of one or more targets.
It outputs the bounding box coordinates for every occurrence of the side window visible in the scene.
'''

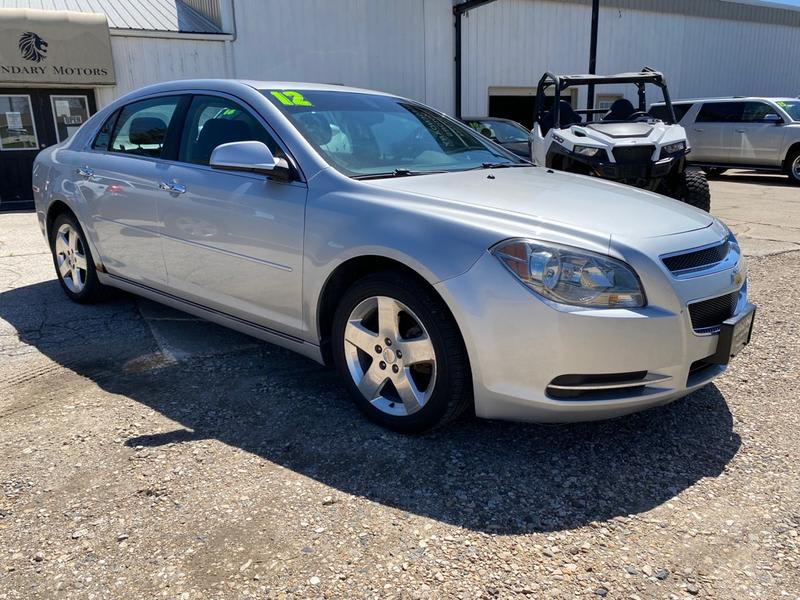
[179,95,282,165]
[648,105,671,122]
[109,96,181,158]
[741,102,780,123]
[697,102,744,123]
[91,110,118,151]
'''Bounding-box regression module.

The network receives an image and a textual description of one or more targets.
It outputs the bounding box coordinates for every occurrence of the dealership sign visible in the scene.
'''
[0,8,115,85]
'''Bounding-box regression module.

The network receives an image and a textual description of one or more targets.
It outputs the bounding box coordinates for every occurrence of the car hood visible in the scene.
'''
[562,120,685,147]
[366,166,713,239]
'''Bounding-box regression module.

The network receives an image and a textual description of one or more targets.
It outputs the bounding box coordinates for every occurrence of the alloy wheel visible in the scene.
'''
[54,223,88,294]
[343,295,437,417]
[792,155,800,180]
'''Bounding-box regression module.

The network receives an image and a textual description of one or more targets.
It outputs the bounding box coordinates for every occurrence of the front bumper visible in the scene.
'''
[435,241,749,423]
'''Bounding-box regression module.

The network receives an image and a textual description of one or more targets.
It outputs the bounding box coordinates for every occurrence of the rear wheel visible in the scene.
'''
[787,148,800,186]
[332,272,471,433]
[49,212,107,303]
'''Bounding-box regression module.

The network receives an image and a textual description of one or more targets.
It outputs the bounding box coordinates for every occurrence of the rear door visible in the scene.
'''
[157,93,307,337]
[78,94,186,287]
[689,101,743,164]
[730,101,784,167]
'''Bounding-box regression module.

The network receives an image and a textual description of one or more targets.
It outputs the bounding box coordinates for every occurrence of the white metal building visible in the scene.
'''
[1,0,799,208]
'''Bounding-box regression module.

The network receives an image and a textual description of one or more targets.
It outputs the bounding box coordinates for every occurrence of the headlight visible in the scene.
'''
[662,141,686,154]
[492,239,646,308]
[574,145,602,158]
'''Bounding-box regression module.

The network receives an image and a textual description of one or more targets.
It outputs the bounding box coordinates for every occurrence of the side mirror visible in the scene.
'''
[763,113,783,124]
[209,141,291,181]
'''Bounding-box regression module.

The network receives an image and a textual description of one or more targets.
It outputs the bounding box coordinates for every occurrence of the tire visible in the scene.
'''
[786,148,800,186]
[675,168,711,212]
[331,272,472,433]
[703,167,727,179]
[49,212,107,303]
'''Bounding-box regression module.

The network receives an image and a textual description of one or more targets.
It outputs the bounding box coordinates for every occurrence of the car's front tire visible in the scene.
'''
[331,272,472,433]
[49,212,107,303]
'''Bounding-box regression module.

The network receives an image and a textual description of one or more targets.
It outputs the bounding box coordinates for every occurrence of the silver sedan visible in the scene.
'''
[32,80,755,432]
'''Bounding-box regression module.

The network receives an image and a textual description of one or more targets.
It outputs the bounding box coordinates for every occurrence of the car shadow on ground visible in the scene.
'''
[711,171,793,187]
[1,280,742,535]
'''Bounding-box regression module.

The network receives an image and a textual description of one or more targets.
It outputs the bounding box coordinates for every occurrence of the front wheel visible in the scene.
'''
[787,148,800,186]
[703,167,727,179]
[332,272,472,433]
[664,168,711,212]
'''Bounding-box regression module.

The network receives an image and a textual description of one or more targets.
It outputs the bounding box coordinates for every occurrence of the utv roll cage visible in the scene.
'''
[533,67,677,128]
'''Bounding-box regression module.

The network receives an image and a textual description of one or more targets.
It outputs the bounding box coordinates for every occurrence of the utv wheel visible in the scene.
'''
[787,148,800,186]
[49,212,107,303]
[703,167,727,179]
[676,169,711,212]
[332,272,471,433]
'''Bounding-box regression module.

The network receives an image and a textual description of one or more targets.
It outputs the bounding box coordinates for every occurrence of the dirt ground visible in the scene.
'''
[1,172,798,599]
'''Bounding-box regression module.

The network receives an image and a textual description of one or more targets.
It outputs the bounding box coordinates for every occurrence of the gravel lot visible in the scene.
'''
[1,174,799,599]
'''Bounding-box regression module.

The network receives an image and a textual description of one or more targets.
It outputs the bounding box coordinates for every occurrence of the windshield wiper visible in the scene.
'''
[467,162,531,171]
[352,168,446,180]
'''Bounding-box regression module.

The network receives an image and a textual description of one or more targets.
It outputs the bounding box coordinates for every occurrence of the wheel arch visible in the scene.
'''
[44,199,106,273]
[784,141,800,170]
[315,255,466,368]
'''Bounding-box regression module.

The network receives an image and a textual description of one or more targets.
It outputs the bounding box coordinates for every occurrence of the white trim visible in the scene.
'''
[0,93,39,152]
[50,95,90,144]
[109,28,232,41]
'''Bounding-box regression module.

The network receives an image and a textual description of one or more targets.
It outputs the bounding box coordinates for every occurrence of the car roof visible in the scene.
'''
[652,96,798,105]
[113,79,401,102]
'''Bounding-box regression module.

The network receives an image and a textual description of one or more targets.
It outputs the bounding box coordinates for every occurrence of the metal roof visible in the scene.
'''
[0,0,221,33]
[558,0,800,26]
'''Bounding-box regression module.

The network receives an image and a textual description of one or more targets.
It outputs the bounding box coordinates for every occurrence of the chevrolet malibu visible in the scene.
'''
[32,80,755,432]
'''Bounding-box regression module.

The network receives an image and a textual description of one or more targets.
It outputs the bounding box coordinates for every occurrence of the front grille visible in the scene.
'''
[688,291,738,332]
[613,145,655,163]
[663,241,729,274]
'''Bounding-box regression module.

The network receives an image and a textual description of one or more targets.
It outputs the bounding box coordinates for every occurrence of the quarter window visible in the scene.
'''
[179,95,281,166]
[109,96,181,158]
[697,102,744,123]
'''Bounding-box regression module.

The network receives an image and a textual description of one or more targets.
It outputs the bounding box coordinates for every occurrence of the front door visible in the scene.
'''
[157,94,307,337]
[689,101,743,164]
[0,88,96,210]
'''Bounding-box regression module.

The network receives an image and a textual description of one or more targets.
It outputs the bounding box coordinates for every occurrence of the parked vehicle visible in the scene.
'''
[531,68,711,211]
[33,80,754,432]
[649,97,800,185]
[463,117,531,159]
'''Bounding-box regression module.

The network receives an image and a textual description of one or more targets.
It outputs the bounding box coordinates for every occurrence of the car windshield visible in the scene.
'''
[264,89,522,177]
[777,100,800,121]
[467,119,529,143]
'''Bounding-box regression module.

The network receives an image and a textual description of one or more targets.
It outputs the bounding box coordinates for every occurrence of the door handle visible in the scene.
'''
[159,181,187,194]
[693,128,704,132]
[76,166,94,178]
[736,129,746,133]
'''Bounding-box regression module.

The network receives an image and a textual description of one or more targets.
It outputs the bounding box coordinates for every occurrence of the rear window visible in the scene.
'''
[648,103,693,123]
[697,102,744,123]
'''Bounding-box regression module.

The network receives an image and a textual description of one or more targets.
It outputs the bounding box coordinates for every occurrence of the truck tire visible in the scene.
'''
[677,169,711,212]
[787,148,800,186]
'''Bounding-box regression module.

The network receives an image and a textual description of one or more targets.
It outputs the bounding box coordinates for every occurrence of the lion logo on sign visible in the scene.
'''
[18,32,48,63]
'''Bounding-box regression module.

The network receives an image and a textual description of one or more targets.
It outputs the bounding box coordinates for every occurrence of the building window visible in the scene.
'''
[0,95,38,151]
[596,94,623,111]
[50,96,91,143]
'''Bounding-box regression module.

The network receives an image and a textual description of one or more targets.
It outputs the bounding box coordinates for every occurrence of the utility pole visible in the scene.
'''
[587,0,600,111]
